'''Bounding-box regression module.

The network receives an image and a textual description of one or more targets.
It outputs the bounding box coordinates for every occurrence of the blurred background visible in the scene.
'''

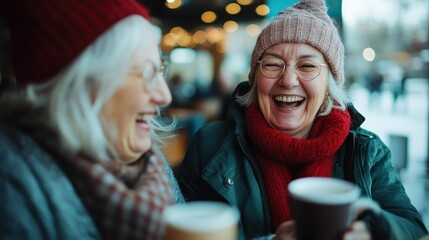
[1,0,428,228]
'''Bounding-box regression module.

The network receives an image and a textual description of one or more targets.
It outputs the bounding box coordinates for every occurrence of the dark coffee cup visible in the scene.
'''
[288,177,379,240]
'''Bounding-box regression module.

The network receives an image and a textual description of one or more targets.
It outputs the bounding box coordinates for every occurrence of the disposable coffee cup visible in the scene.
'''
[288,177,380,240]
[162,201,240,240]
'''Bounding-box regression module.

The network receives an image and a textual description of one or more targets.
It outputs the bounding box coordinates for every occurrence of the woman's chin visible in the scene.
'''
[119,139,152,163]
[135,138,152,154]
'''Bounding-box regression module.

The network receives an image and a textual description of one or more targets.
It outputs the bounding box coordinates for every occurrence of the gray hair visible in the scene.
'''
[236,71,348,116]
[0,15,174,161]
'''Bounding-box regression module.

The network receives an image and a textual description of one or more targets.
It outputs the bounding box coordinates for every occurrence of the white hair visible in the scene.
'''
[2,15,174,161]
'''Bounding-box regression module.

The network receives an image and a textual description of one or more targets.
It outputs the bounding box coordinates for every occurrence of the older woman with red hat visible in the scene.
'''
[178,0,428,239]
[0,0,184,239]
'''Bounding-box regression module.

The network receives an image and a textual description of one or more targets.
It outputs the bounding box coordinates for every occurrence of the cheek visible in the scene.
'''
[305,80,327,105]
[103,86,146,126]
[256,74,274,96]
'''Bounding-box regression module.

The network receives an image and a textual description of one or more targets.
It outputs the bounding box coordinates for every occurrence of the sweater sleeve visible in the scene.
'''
[0,133,45,239]
[0,164,49,239]
[0,126,100,240]
[360,135,428,239]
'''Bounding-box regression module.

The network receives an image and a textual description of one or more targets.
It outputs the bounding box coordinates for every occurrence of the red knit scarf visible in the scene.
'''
[246,104,351,230]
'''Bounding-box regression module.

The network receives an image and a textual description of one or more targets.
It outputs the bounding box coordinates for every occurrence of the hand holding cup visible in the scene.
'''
[287,177,380,240]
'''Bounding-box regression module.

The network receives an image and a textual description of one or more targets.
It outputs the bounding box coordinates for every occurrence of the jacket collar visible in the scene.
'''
[227,81,250,137]
[347,103,365,130]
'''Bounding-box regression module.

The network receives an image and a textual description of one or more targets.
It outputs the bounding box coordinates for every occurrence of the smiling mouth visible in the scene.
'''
[274,95,305,109]
[136,113,153,123]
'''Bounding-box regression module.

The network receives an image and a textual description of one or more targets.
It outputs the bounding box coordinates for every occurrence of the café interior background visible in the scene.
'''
[0,0,428,227]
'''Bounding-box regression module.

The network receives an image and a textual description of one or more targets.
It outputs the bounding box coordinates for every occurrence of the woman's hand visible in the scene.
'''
[272,220,296,240]
[343,221,371,240]
[272,220,371,240]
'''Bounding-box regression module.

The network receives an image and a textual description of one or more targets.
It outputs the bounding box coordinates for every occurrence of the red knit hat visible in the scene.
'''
[0,0,150,86]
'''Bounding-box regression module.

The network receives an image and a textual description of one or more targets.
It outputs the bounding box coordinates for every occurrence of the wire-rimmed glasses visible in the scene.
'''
[257,57,328,81]
[141,55,170,92]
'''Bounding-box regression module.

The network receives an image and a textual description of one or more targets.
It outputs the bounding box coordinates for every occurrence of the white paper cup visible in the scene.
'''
[162,201,240,240]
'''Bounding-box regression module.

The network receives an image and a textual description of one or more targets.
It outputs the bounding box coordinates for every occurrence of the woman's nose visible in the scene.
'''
[278,65,300,88]
[152,75,172,107]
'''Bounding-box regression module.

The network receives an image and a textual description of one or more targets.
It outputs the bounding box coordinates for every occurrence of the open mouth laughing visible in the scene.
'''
[274,95,305,109]
[135,113,154,130]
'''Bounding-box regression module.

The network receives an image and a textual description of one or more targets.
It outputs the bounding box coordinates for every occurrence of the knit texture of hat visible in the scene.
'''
[248,0,345,86]
[0,0,150,86]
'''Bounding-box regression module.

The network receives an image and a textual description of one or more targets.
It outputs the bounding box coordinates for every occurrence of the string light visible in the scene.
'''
[255,4,270,16]
[165,0,182,9]
[201,11,217,23]
[237,0,253,6]
[226,3,241,15]
[223,21,239,33]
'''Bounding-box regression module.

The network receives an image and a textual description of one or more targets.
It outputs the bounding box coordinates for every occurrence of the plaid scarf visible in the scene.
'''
[246,104,350,230]
[59,148,173,240]
[5,109,174,240]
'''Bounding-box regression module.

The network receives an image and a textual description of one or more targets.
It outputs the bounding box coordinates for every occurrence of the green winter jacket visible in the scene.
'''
[178,82,428,240]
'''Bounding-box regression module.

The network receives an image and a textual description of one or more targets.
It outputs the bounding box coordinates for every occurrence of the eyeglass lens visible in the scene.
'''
[142,63,156,91]
[259,58,323,81]
[142,55,170,91]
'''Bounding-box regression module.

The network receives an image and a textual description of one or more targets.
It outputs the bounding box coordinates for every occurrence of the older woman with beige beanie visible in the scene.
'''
[178,0,428,239]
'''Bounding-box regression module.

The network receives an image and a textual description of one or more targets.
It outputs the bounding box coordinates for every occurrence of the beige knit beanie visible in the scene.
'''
[248,0,345,86]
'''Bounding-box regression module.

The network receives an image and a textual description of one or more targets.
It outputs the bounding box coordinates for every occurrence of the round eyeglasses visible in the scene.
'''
[141,55,170,92]
[257,57,328,81]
